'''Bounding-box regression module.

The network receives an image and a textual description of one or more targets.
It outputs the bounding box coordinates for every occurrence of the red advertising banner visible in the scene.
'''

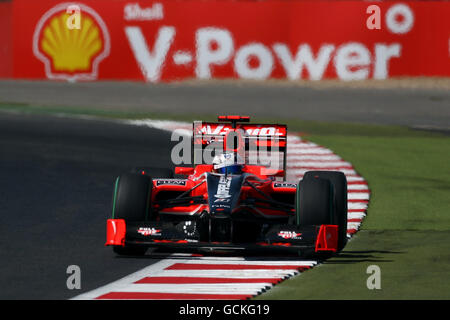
[9,0,450,82]
[0,1,12,78]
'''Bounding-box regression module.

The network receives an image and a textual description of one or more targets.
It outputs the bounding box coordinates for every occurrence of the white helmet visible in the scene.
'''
[212,152,243,174]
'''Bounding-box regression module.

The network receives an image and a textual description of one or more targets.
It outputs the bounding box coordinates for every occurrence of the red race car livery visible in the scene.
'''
[106,116,347,257]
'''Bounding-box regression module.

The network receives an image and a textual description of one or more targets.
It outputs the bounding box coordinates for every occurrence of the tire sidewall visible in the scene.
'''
[296,177,334,226]
[304,171,348,251]
[112,173,152,221]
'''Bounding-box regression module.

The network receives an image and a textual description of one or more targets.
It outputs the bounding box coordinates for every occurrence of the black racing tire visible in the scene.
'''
[111,173,152,256]
[295,177,334,227]
[304,171,348,252]
[112,173,153,221]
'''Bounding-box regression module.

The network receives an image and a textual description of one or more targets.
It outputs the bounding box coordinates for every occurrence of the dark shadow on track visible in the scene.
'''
[321,249,405,264]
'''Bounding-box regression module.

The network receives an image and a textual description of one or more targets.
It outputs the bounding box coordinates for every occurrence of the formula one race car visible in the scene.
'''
[106,116,347,257]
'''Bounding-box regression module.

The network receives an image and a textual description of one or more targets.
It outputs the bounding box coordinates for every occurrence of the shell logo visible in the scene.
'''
[33,3,110,81]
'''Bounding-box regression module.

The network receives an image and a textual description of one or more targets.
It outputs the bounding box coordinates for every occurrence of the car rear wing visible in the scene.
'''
[192,116,287,176]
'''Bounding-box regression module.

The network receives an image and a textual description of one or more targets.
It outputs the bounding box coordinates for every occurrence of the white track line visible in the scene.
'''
[71,258,178,300]
[348,202,369,210]
[287,161,353,167]
[290,168,358,176]
[348,212,367,220]
[114,283,271,294]
[288,148,334,154]
[151,269,301,279]
[347,184,369,190]
[168,260,317,266]
[287,155,343,161]
[348,192,370,200]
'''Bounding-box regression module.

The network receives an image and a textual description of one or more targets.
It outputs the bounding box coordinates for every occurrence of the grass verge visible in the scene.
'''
[259,121,450,299]
[258,230,450,299]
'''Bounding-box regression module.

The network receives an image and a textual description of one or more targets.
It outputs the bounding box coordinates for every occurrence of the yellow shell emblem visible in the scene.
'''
[40,12,102,72]
[33,3,110,80]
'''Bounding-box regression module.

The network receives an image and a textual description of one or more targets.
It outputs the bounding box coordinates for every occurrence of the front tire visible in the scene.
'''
[304,171,348,252]
[111,173,152,256]
[295,177,334,226]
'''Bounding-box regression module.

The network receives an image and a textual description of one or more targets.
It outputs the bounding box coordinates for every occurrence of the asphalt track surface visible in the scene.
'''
[0,80,449,131]
[0,112,177,299]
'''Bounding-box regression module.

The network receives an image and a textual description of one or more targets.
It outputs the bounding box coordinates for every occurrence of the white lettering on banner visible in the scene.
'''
[125,26,403,82]
[124,3,164,21]
[273,43,334,80]
[234,43,274,79]
[125,26,175,82]
[373,44,401,79]
[195,28,234,79]
[334,43,371,80]
[173,51,193,65]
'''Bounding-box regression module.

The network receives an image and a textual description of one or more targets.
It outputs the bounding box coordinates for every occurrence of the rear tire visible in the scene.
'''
[304,171,348,252]
[111,173,152,256]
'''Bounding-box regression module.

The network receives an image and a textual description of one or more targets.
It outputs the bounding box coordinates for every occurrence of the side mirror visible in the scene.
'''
[175,166,195,175]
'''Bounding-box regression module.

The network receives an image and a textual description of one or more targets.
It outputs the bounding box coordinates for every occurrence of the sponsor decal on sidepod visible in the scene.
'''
[137,227,162,236]
[278,231,302,240]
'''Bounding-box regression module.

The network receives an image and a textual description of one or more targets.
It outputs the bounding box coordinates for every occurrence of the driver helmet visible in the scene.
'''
[212,152,244,174]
